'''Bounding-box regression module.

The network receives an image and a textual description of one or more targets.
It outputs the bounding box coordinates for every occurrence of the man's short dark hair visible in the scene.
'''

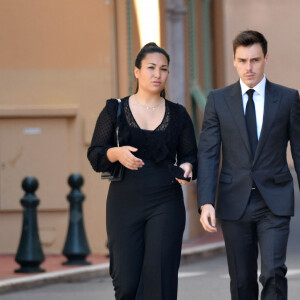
[233,30,268,57]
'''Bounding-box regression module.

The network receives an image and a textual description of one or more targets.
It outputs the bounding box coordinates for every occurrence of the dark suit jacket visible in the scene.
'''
[197,80,300,220]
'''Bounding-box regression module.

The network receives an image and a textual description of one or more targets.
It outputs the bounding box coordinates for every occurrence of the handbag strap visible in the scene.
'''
[116,99,121,147]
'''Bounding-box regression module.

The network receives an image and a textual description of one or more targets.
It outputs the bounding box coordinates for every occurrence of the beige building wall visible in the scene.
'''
[223,0,300,89]
[0,0,121,254]
[222,0,300,167]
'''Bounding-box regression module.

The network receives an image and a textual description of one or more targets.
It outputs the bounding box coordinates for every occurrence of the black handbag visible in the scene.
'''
[101,99,124,182]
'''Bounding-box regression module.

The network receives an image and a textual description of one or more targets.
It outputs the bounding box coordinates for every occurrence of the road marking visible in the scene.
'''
[181,241,225,255]
[178,272,206,279]
[287,269,300,277]
[220,269,300,279]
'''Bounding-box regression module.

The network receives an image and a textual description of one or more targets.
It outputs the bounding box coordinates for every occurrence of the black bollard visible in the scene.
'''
[15,177,45,273]
[62,173,91,265]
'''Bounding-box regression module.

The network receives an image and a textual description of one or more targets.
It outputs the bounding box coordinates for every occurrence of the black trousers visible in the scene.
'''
[221,189,290,300]
[106,161,185,300]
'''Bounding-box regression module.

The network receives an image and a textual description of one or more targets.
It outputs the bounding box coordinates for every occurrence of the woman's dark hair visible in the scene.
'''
[134,42,170,98]
[233,30,268,57]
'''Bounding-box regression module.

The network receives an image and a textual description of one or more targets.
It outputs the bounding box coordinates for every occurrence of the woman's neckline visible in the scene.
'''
[125,96,168,132]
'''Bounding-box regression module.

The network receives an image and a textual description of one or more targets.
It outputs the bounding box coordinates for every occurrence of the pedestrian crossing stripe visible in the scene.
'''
[178,272,206,278]
[220,269,300,279]
[287,269,300,276]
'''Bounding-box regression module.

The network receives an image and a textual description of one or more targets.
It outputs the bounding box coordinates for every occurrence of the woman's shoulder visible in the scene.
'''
[166,99,189,118]
[105,95,129,104]
[105,97,120,107]
[104,96,129,116]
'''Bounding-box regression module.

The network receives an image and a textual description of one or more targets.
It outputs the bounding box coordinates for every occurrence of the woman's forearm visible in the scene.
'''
[106,147,121,163]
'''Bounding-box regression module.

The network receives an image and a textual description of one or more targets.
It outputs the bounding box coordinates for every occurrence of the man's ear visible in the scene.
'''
[264,53,269,64]
[233,57,237,68]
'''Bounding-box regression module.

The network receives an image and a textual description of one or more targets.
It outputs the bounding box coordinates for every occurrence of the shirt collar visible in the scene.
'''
[240,75,266,98]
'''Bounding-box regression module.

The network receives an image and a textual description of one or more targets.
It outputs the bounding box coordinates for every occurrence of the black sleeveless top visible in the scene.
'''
[87,97,198,178]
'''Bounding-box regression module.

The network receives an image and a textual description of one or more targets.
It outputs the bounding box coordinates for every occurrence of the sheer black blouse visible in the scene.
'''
[87,97,198,178]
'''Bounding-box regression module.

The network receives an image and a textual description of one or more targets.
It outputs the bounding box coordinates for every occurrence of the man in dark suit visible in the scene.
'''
[198,30,300,299]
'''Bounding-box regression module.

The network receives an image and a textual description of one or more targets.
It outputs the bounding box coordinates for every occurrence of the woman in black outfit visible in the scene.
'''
[87,43,197,300]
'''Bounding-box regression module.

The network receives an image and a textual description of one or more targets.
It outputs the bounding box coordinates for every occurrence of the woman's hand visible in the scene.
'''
[107,146,144,170]
[176,162,193,184]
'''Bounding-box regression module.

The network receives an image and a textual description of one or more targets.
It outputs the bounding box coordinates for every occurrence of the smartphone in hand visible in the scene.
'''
[168,165,191,182]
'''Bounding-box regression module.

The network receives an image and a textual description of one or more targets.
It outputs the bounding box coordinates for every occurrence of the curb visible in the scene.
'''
[0,242,225,295]
[0,263,109,295]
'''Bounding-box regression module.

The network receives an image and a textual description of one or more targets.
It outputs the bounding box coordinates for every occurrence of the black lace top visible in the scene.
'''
[87,97,198,178]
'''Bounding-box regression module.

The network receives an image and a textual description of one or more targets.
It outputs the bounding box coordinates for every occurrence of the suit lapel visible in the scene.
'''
[225,81,252,157]
[253,80,281,164]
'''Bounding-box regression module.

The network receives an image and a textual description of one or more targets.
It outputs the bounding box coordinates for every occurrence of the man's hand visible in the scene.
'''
[200,204,217,233]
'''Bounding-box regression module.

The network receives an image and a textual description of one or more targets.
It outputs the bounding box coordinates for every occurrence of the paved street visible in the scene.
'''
[1,171,299,300]
[1,249,300,300]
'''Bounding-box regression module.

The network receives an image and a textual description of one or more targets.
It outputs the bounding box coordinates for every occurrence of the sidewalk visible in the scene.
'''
[0,230,224,295]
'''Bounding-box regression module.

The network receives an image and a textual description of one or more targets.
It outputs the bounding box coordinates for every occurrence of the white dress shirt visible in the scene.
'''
[240,75,266,139]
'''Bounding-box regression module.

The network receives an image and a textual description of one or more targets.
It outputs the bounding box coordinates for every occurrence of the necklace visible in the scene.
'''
[132,97,164,111]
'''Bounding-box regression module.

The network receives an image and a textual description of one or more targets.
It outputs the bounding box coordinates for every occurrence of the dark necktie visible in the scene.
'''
[245,89,258,157]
